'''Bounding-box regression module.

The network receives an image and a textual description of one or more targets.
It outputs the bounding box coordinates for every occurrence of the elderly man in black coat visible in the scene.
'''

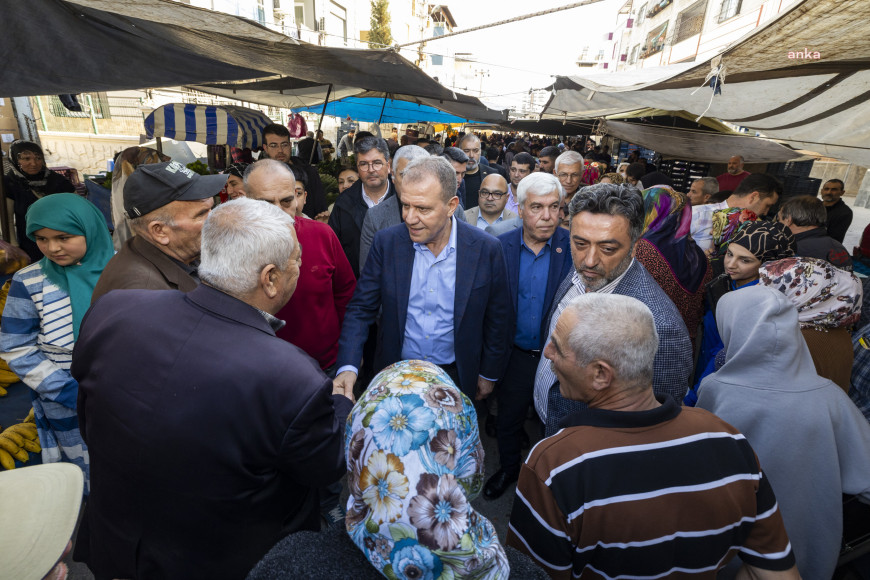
[72,198,353,580]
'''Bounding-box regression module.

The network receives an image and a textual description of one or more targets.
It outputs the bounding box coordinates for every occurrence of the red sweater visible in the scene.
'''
[716,171,750,193]
[276,218,356,369]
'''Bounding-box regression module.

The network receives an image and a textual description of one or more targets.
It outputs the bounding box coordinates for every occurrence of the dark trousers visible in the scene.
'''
[496,346,541,477]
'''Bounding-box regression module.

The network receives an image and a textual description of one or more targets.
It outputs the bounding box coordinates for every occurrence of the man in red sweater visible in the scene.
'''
[243,160,356,376]
[717,155,751,192]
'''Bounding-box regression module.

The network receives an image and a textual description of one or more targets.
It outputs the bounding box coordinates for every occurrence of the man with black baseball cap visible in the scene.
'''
[92,161,226,302]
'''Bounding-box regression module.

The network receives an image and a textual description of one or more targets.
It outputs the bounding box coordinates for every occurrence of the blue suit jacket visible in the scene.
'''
[498,226,572,348]
[336,219,512,398]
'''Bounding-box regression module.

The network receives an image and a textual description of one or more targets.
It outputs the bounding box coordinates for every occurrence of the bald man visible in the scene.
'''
[459,133,499,209]
[717,155,751,192]
[465,173,517,229]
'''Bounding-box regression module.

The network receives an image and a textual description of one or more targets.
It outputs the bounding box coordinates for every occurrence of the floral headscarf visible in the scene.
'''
[729,220,796,264]
[759,257,862,330]
[709,207,758,257]
[346,360,509,580]
[641,186,708,293]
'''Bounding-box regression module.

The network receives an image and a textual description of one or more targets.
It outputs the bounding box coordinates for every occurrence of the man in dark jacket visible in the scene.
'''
[92,161,227,302]
[459,133,499,209]
[778,195,853,270]
[328,136,393,278]
[260,123,327,218]
[820,179,853,243]
[73,198,353,580]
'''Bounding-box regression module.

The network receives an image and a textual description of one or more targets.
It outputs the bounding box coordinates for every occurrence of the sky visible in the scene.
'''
[419,0,622,110]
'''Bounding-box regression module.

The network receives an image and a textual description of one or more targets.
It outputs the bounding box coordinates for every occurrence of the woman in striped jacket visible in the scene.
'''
[0,193,113,491]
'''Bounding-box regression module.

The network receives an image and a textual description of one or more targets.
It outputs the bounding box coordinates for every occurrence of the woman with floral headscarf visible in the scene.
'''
[635,186,711,349]
[3,140,75,262]
[346,360,510,579]
[688,220,796,405]
[760,257,862,392]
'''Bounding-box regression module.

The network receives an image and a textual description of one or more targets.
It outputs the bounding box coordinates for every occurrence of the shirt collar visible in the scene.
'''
[256,308,287,332]
[521,232,555,252]
[362,181,390,206]
[558,395,680,430]
[413,215,458,259]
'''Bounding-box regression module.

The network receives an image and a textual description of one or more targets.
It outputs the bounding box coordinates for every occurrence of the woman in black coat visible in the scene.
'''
[3,140,74,261]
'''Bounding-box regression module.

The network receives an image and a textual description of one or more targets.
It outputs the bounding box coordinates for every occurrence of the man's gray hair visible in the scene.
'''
[564,293,658,389]
[458,133,480,147]
[554,150,584,173]
[568,183,645,243]
[354,136,391,161]
[730,154,745,162]
[401,156,457,204]
[199,198,296,297]
[778,195,827,227]
[696,176,719,197]
[243,159,295,197]
[517,172,565,207]
[392,145,429,173]
[129,206,174,235]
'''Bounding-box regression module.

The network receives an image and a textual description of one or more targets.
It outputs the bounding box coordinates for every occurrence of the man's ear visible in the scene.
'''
[259,264,279,299]
[447,195,460,217]
[590,361,615,392]
[148,220,171,246]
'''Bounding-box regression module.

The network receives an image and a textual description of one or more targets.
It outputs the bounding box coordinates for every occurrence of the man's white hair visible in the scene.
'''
[554,151,584,174]
[199,198,296,297]
[392,145,430,173]
[517,172,564,207]
[563,293,659,389]
[243,159,295,197]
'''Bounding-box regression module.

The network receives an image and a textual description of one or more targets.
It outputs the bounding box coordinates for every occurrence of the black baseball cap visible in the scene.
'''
[123,161,227,218]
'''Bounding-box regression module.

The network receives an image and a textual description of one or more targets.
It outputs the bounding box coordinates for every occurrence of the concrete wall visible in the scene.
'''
[39,132,139,175]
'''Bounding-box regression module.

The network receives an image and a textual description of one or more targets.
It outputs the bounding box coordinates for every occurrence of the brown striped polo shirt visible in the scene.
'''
[506,396,795,579]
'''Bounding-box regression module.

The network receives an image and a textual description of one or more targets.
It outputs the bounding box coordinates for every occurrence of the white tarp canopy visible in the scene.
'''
[541,0,870,166]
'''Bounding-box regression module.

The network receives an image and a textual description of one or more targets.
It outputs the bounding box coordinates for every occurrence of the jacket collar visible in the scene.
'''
[130,235,198,291]
[185,284,277,336]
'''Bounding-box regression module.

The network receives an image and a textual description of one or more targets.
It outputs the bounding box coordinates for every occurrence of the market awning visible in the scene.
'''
[601,120,802,163]
[144,104,273,149]
[2,0,501,114]
[288,97,486,125]
[539,0,870,166]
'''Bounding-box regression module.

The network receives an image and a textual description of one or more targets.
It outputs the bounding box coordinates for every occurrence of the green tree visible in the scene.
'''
[368,0,393,48]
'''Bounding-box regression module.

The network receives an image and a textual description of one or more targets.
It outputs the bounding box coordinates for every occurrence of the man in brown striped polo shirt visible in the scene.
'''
[506,293,799,579]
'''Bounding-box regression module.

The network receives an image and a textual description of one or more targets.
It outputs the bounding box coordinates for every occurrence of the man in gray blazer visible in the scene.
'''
[359,145,467,271]
[465,173,517,230]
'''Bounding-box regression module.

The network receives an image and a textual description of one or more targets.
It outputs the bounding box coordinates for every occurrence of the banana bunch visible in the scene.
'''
[0,409,40,470]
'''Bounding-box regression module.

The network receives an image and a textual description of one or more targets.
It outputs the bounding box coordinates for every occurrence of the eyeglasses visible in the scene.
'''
[266,142,291,150]
[479,189,507,199]
[557,172,582,181]
[357,160,385,171]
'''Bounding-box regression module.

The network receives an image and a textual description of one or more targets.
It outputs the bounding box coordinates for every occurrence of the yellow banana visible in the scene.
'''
[0,358,10,371]
[21,438,41,453]
[8,424,37,440]
[0,448,14,470]
[0,430,24,447]
[0,386,5,397]
[24,408,34,423]
[0,435,19,455]
[0,369,20,384]
[10,446,28,462]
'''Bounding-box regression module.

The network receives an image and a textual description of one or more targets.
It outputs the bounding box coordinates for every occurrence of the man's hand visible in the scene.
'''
[332,371,357,403]
[476,377,495,401]
[315,211,330,223]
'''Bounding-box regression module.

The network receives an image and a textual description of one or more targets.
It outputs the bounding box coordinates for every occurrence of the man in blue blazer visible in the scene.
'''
[334,156,512,401]
[484,172,573,499]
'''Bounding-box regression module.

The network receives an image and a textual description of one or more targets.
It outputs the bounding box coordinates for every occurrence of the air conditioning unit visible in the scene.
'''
[603,63,609,69]
[620,53,628,61]
[626,18,634,28]
[604,32,613,40]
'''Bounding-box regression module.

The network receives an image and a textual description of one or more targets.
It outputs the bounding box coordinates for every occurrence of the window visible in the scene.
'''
[718,0,741,22]
[636,3,647,24]
[294,2,304,26]
[641,22,668,58]
[675,0,706,43]
[256,0,265,25]
[328,1,347,44]
[629,44,640,64]
[48,93,110,119]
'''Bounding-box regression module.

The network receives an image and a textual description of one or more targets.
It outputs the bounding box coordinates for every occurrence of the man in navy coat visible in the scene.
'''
[484,172,573,500]
[72,199,354,580]
[333,156,511,401]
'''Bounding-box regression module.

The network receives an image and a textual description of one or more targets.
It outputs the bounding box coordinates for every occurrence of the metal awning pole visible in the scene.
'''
[376,95,388,125]
[310,84,333,165]
[0,167,10,242]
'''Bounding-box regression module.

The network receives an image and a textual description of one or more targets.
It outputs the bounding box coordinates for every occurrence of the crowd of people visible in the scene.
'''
[1,125,869,580]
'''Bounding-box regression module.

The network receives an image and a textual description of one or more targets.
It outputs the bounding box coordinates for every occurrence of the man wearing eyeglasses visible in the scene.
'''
[459,133,499,209]
[259,124,327,219]
[465,174,516,230]
[554,150,584,202]
[328,136,394,278]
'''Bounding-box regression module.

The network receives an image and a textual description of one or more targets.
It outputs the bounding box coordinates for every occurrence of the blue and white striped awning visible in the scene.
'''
[144,103,274,149]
